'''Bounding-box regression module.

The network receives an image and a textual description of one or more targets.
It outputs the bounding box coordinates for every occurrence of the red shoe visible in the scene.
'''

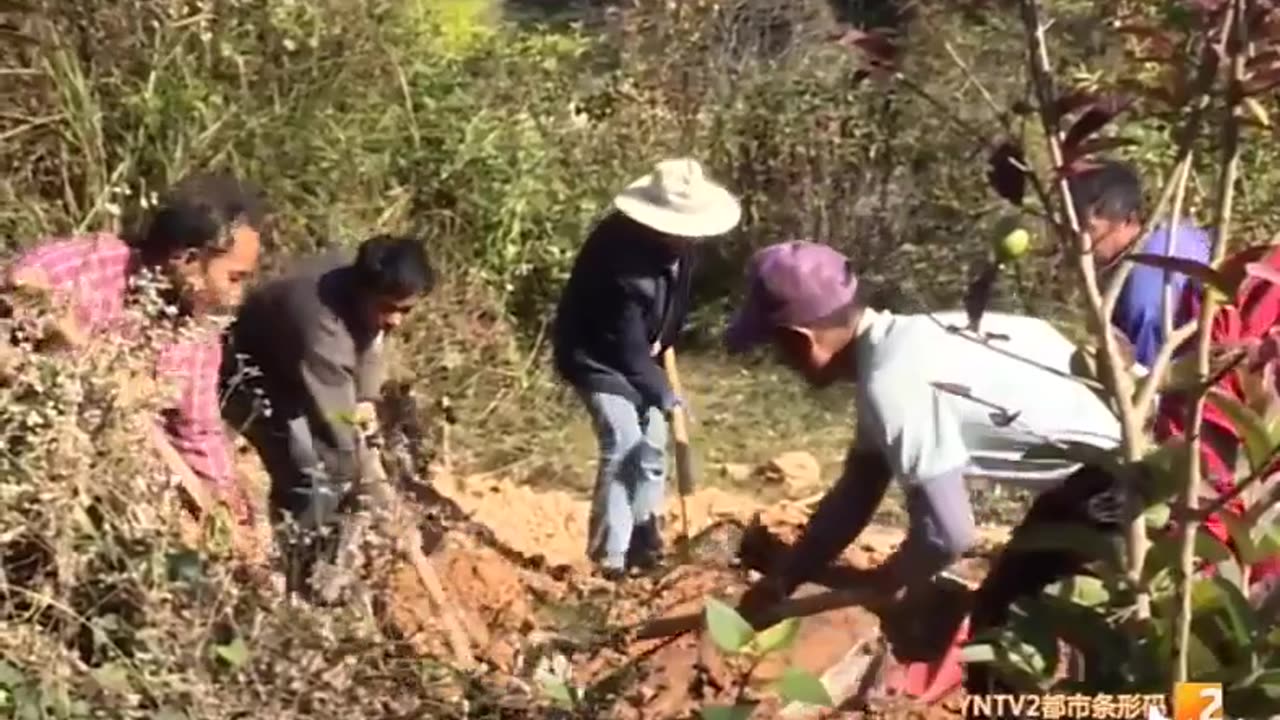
[879,618,969,704]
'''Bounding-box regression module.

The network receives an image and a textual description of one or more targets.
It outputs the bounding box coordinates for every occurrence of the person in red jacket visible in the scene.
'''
[1155,243,1280,589]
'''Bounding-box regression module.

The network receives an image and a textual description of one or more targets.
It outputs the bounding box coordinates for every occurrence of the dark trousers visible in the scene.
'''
[963,464,1127,694]
[219,334,350,597]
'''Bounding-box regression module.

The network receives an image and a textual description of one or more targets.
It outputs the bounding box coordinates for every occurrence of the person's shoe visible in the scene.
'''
[595,566,627,583]
[626,547,665,575]
[626,519,666,573]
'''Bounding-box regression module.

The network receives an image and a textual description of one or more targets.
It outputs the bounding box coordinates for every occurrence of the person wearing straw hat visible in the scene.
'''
[552,158,741,580]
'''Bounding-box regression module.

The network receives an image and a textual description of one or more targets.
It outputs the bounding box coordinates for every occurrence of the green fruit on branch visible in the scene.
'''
[996,227,1031,262]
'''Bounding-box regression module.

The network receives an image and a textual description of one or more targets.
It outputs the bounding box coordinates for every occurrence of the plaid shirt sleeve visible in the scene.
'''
[9,234,131,334]
[155,333,248,523]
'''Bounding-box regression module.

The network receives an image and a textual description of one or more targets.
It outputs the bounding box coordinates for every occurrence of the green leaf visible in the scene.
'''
[750,617,800,655]
[989,623,1055,692]
[0,661,25,688]
[1144,528,1234,587]
[1192,576,1260,652]
[704,598,755,654]
[700,704,757,720]
[540,679,575,708]
[1226,669,1280,717]
[213,637,251,669]
[960,643,997,664]
[1144,503,1172,529]
[1254,519,1280,562]
[1207,389,1272,472]
[1222,511,1262,565]
[1138,441,1191,505]
[1042,574,1110,607]
[1218,556,1246,592]
[1186,626,1225,677]
[90,663,131,694]
[1197,528,1236,564]
[774,667,833,707]
[1027,591,1139,672]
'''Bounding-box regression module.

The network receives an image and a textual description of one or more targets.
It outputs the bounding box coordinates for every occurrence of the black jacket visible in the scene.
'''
[552,214,695,410]
[226,251,385,488]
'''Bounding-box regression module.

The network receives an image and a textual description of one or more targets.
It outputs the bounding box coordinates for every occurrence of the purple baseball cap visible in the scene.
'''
[725,241,860,354]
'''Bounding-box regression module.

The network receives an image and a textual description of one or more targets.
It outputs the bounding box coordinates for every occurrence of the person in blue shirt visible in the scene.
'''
[1067,160,1211,369]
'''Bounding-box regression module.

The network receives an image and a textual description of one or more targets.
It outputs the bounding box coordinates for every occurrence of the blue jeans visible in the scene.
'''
[579,391,668,570]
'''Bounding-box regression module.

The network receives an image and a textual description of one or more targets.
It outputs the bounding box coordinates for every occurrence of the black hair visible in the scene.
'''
[352,234,435,298]
[134,172,270,266]
[1066,159,1144,224]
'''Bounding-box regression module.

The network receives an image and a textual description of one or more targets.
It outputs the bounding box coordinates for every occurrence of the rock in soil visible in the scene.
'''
[753,450,823,496]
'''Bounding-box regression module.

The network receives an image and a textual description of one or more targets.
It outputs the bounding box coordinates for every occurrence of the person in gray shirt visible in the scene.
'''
[723,240,1127,697]
[222,235,434,595]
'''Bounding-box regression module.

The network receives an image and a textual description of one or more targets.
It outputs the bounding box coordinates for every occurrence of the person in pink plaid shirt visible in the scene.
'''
[6,172,268,528]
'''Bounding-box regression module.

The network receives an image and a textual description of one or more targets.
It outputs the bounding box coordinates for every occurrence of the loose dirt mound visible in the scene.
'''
[432,471,821,569]
[380,535,546,672]
[380,467,1010,718]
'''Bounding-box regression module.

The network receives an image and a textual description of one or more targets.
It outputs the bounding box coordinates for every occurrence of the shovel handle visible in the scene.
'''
[661,348,694,496]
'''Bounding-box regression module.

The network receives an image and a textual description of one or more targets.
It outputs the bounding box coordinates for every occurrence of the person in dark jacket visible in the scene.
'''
[553,158,741,579]
[222,234,434,596]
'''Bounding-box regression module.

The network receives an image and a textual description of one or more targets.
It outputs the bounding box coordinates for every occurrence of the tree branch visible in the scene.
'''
[1134,321,1200,420]
[1174,0,1245,684]
[1019,0,1155,617]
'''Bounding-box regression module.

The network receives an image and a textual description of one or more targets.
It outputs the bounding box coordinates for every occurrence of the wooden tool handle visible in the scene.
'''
[632,587,881,641]
[661,348,689,440]
[661,348,694,496]
[359,433,478,669]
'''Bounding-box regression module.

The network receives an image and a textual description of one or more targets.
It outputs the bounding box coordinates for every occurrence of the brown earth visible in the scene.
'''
[373,466,1013,719]
[230,433,1006,718]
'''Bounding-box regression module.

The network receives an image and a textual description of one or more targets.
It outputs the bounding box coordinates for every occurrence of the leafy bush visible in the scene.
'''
[0,287,494,719]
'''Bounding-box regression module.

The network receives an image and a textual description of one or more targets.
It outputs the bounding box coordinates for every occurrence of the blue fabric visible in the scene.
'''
[579,390,668,570]
[902,467,979,565]
[1113,222,1211,367]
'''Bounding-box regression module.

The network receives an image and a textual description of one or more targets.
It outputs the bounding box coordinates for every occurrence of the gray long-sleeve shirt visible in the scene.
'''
[230,251,385,485]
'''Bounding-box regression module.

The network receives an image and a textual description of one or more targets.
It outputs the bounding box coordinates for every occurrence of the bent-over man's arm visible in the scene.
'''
[298,313,363,485]
[859,372,978,596]
[778,446,893,593]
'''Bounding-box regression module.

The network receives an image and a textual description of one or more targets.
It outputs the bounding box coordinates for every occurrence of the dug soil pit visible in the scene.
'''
[380,534,543,672]
[384,469,1009,718]
[568,553,976,719]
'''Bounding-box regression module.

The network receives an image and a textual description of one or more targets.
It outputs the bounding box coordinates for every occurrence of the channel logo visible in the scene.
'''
[1146,683,1224,720]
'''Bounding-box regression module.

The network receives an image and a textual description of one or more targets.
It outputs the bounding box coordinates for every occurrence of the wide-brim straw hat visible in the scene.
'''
[612,158,742,238]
